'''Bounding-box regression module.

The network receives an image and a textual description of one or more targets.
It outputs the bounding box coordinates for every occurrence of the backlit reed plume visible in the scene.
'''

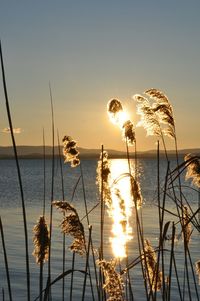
[122,120,135,146]
[32,216,50,264]
[134,89,175,138]
[97,259,124,301]
[52,200,85,255]
[134,94,161,137]
[107,98,135,145]
[96,150,112,207]
[184,154,200,188]
[131,176,143,209]
[62,135,80,167]
[143,239,162,292]
[195,260,200,285]
[107,98,124,125]
[182,206,192,247]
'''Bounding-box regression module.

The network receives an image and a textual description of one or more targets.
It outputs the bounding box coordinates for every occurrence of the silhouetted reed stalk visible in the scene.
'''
[124,139,136,301]
[43,128,46,216]
[57,131,67,301]
[70,252,76,301]
[0,217,13,301]
[0,41,30,301]
[47,83,55,300]
[100,145,106,301]
[39,130,47,301]
[82,225,93,301]
[166,222,175,301]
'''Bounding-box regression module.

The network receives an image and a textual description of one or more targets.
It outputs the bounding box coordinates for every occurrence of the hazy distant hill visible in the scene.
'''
[0,146,199,159]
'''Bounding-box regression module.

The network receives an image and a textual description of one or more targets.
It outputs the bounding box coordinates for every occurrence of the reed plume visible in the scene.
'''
[62,135,80,167]
[52,201,85,255]
[96,151,112,207]
[97,259,124,301]
[134,94,161,137]
[107,98,124,125]
[107,98,135,146]
[131,176,143,209]
[122,120,135,146]
[32,216,50,264]
[182,206,192,247]
[143,239,162,292]
[195,260,200,285]
[184,154,200,188]
[134,89,175,138]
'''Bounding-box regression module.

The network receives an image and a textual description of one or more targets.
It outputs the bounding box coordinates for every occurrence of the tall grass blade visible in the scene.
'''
[0,217,13,301]
[0,41,30,301]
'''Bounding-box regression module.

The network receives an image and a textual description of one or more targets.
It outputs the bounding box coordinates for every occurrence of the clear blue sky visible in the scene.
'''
[0,0,200,151]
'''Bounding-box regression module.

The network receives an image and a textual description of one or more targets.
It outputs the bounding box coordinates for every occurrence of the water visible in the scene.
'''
[0,158,199,300]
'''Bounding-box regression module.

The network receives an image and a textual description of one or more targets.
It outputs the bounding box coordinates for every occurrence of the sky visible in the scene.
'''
[0,0,200,152]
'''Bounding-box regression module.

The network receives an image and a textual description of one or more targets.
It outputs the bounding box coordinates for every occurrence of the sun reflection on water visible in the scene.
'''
[108,159,134,259]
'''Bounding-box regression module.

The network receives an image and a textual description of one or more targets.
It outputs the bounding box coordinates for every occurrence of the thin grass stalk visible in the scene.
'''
[39,262,44,301]
[2,288,5,301]
[167,222,176,301]
[186,246,200,301]
[153,140,161,301]
[99,145,105,301]
[173,135,193,300]
[100,144,104,260]
[125,139,148,300]
[172,253,183,301]
[183,244,192,301]
[199,188,200,225]
[0,217,13,301]
[124,139,134,301]
[70,252,75,301]
[133,142,149,300]
[0,41,30,301]
[47,83,55,300]
[160,162,170,301]
[43,128,46,216]
[57,131,66,301]
[82,225,93,301]
[79,161,96,300]
[39,128,46,301]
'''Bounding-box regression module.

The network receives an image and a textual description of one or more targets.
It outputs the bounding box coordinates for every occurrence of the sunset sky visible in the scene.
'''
[0,1,200,152]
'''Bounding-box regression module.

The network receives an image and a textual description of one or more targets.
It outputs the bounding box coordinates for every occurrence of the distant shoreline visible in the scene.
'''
[0,145,199,160]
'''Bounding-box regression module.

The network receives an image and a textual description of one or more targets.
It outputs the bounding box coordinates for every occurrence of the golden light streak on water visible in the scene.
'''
[108,159,134,259]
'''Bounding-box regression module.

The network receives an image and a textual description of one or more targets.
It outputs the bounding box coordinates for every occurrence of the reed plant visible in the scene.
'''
[1,43,200,301]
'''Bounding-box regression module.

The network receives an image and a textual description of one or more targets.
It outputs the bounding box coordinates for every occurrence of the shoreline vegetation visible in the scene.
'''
[1,41,200,300]
[0,146,200,160]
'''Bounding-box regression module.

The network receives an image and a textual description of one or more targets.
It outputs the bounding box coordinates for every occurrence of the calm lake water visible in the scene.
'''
[0,158,199,300]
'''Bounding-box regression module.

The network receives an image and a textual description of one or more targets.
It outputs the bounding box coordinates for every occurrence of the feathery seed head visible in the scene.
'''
[143,239,162,291]
[97,259,125,301]
[144,88,170,105]
[185,154,200,187]
[134,89,175,139]
[131,177,143,209]
[53,200,85,255]
[32,216,50,264]
[182,206,192,246]
[122,120,135,145]
[96,150,112,207]
[195,260,200,285]
[62,135,80,167]
[52,200,77,214]
[107,98,123,115]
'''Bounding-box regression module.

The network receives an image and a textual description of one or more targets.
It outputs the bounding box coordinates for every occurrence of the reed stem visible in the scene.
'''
[0,217,13,301]
[0,41,30,301]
